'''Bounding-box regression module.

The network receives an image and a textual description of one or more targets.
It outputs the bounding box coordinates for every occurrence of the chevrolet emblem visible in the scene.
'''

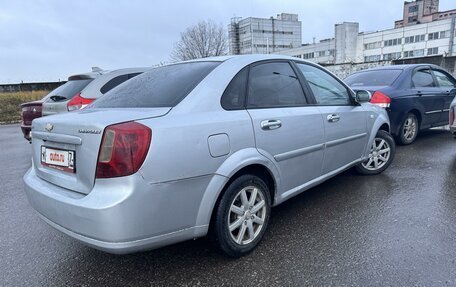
[45,123,54,132]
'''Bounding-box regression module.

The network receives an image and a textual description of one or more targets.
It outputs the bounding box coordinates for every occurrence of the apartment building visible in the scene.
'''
[228,13,302,55]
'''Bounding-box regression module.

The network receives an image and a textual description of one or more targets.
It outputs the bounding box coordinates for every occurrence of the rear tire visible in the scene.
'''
[356,130,395,175]
[397,113,419,145]
[210,175,271,258]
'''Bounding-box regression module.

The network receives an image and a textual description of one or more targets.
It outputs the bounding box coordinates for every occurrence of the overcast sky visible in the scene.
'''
[0,0,454,83]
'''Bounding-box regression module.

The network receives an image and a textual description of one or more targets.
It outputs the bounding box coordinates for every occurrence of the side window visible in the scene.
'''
[221,68,248,110]
[247,62,306,108]
[100,74,129,94]
[412,69,436,88]
[295,63,351,105]
[432,70,456,88]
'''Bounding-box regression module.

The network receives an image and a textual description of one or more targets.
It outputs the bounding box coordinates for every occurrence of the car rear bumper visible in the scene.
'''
[23,167,213,254]
[21,124,31,141]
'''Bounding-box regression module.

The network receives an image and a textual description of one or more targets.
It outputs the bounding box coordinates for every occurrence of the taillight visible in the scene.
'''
[67,93,95,111]
[450,108,454,126]
[96,121,151,178]
[370,91,391,108]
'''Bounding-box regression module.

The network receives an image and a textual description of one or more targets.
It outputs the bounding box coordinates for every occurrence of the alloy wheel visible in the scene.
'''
[362,137,391,171]
[228,186,267,245]
[403,116,417,141]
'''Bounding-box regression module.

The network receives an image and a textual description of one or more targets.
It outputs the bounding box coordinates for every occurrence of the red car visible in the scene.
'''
[20,99,46,141]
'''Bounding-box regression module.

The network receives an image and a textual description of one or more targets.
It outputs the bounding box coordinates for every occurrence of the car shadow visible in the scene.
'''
[41,167,397,285]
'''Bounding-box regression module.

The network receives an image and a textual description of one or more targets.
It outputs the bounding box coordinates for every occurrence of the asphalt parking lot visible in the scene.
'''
[1,123,455,286]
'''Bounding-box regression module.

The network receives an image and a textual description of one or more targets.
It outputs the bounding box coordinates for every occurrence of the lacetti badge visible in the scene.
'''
[78,129,101,134]
[45,123,53,132]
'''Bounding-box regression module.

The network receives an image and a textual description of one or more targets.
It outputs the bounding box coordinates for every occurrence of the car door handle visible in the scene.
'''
[261,120,282,130]
[327,114,340,123]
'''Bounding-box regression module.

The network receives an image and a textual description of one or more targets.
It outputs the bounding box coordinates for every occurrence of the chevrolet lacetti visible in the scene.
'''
[24,55,395,257]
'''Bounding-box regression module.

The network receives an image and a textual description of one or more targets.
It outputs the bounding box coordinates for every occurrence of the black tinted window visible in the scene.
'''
[48,79,92,100]
[91,62,220,108]
[412,69,436,87]
[345,70,402,87]
[100,75,128,94]
[296,63,351,105]
[221,68,248,110]
[247,62,306,108]
[128,72,141,79]
[100,73,142,94]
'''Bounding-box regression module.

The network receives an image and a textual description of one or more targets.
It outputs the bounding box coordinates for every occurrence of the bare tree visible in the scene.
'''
[171,20,228,61]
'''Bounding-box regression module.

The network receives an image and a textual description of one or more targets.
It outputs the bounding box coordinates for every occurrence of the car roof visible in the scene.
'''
[68,67,153,81]
[350,64,443,74]
[79,67,152,99]
[173,54,313,65]
[67,71,104,81]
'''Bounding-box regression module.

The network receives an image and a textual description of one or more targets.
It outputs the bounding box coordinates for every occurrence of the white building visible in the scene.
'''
[274,0,456,77]
[228,13,302,55]
[280,18,456,64]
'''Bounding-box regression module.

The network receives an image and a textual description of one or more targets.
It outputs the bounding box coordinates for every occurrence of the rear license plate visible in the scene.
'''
[41,146,75,173]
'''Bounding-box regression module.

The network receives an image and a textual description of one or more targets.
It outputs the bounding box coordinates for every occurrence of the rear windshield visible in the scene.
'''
[47,79,93,100]
[91,62,220,108]
[345,69,403,87]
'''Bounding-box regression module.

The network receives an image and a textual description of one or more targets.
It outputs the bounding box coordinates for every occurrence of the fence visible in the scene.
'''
[0,81,65,93]
[321,55,456,79]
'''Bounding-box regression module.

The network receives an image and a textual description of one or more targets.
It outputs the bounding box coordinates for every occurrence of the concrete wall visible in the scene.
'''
[335,22,359,63]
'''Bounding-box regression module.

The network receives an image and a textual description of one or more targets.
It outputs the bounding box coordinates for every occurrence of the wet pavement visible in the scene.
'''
[1,124,455,286]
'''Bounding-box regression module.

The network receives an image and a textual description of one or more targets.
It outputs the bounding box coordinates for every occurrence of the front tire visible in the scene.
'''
[356,130,395,175]
[211,175,271,257]
[397,113,419,145]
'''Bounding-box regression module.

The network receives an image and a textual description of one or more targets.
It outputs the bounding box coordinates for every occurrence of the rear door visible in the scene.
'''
[431,69,456,124]
[294,62,369,174]
[245,61,325,193]
[411,67,444,127]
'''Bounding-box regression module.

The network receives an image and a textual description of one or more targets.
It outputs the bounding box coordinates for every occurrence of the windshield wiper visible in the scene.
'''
[50,95,67,102]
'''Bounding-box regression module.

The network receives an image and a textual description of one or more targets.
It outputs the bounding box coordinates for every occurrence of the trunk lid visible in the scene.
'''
[31,108,170,194]
[42,99,70,116]
[21,101,43,125]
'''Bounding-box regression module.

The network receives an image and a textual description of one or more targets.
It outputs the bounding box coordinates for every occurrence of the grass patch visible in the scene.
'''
[0,91,49,124]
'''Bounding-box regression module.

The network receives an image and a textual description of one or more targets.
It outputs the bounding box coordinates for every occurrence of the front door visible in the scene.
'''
[432,69,456,124]
[411,67,444,127]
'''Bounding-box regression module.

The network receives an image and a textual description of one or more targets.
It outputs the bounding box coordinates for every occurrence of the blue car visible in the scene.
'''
[345,64,456,144]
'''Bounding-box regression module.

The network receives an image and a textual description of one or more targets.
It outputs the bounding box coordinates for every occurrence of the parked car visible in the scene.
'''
[20,68,148,142]
[20,95,50,141]
[42,67,149,116]
[345,64,456,145]
[450,97,456,137]
[24,55,394,257]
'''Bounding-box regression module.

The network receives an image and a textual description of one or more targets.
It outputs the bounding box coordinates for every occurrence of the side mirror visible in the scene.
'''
[355,90,372,103]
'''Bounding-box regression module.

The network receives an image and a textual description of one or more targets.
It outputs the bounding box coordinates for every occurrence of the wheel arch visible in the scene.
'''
[364,111,391,158]
[379,123,390,133]
[408,109,422,128]
[194,148,280,233]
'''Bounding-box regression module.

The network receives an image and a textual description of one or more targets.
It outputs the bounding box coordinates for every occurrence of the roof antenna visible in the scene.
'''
[91,67,103,72]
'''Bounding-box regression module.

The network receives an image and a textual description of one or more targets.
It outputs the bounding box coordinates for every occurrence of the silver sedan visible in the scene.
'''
[24,55,395,257]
